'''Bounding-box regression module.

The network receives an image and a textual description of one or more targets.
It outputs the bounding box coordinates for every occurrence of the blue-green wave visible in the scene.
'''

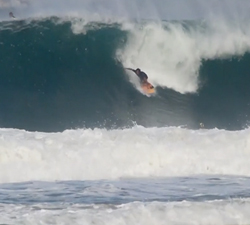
[0,18,250,131]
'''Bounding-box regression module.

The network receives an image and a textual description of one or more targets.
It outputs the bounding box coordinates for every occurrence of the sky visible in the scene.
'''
[1,0,250,21]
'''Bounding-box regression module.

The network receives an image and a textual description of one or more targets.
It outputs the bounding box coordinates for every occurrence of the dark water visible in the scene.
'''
[0,18,250,132]
[1,176,250,205]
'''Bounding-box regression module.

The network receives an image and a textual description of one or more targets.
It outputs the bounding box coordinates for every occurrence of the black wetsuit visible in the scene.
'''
[137,71,148,81]
[130,69,148,83]
[127,68,149,83]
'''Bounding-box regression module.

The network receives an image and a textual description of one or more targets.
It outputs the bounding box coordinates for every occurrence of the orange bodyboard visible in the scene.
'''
[141,82,155,94]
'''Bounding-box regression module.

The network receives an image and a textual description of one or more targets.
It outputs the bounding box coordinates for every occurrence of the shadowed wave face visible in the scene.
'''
[0,18,250,132]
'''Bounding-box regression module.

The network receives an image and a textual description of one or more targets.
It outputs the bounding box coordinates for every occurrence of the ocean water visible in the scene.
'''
[1,0,250,224]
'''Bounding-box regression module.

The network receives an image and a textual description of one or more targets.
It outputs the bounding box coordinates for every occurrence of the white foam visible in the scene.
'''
[0,126,250,183]
[1,199,250,224]
[117,19,250,93]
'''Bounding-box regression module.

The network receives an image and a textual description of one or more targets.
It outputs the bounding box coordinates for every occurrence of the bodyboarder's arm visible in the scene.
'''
[126,68,136,73]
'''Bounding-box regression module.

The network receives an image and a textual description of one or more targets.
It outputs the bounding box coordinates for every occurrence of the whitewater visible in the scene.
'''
[1,0,250,224]
[0,127,250,183]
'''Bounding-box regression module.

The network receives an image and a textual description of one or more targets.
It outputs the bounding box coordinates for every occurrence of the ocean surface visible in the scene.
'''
[1,2,250,224]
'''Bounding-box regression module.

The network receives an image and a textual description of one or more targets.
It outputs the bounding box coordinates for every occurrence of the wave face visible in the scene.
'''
[1,18,250,131]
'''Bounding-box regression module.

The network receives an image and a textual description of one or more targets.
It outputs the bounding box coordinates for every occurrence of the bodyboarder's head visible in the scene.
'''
[135,68,141,74]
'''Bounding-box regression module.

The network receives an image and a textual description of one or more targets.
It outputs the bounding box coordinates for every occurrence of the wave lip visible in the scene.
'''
[119,19,250,94]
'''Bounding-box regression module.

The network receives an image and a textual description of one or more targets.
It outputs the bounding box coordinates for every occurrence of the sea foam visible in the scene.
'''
[0,126,249,183]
